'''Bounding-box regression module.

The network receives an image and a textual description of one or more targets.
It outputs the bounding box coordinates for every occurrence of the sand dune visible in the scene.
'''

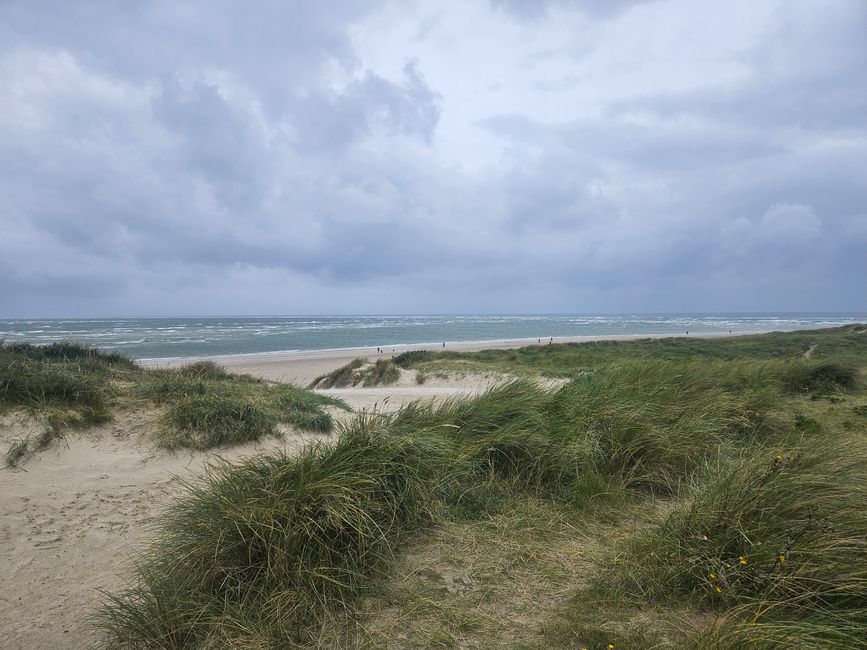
[1,332,741,648]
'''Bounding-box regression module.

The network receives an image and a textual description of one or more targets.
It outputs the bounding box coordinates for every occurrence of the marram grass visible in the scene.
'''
[2,345,345,463]
[310,358,400,388]
[92,347,867,646]
[94,416,454,647]
[600,433,867,648]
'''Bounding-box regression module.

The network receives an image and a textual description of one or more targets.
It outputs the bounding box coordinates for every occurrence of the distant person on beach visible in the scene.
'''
[442,342,445,348]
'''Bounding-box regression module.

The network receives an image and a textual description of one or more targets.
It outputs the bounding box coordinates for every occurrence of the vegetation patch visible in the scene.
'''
[310,358,400,388]
[96,418,451,647]
[2,345,346,463]
[592,433,867,646]
[9,328,864,646]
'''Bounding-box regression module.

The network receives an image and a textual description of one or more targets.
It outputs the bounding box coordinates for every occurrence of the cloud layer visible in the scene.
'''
[1,0,865,316]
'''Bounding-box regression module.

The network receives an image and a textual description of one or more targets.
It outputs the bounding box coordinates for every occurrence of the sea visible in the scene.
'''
[1,314,865,361]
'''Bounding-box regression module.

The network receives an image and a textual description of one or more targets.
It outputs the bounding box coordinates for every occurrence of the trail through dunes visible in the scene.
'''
[0,413,334,649]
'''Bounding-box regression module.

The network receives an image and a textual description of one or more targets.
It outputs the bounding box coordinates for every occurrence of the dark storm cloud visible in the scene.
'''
[0,0,865,316]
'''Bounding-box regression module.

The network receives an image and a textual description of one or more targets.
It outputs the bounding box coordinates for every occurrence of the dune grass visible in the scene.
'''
[96,417,452,647]
[7,328,864,645]
[143,368,347,449]
[574,431,867,648]
[310,358,400,388]
[394,324,867,379]
[1,342,345,464]
[94,326,866,646]
[1,341,122,465]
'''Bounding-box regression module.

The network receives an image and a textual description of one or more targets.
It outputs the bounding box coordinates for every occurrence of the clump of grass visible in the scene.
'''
[1,349,114,466]
[393,350,436,368]
[362,359,400,386]
[140,367,346,447]
[602,433,867,646]
[392,362,782,497]
[158,394,279,449]
[3,408,102,467]
[310,358,400,388]
[310,358,366,388]
[177,360,232,380]
[0,357,110,412]
[779,360,860,393]
[95,417,452,647]
[138,373,207,403]
[415,370,427,384]
[1,340,137,368]
[4,437,31,467]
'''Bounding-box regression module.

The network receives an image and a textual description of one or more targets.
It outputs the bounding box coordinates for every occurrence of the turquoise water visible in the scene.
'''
[0,314,864,360]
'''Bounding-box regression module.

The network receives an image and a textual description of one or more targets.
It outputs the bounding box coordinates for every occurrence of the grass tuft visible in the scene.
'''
[95,417,452,647]
[310,358,400,388]
[601,433,867,646]
[158,394,279,449]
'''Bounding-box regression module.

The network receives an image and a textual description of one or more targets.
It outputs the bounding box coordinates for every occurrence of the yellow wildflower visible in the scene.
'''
[755,411,761,416]
[778,554,786,563]
[715,586,722,593]
[709,572,716,580]
[775,454,783,462]
[608,645,615,650]
[739,556,747,566]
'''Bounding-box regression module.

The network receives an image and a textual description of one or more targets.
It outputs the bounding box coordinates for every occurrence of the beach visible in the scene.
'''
[137,331,741,385]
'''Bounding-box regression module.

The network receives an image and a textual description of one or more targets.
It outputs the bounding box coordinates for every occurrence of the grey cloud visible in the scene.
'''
[1,1,865,316]
[607,4,867,132]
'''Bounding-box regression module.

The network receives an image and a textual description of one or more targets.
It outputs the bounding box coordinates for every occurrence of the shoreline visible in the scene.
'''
[137,330,757,385]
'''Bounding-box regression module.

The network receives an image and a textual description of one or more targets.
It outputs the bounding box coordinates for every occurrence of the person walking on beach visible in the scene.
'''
[442,342,445,348]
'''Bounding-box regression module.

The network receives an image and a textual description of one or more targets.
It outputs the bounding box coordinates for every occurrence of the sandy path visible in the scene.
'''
[0,414,334,650]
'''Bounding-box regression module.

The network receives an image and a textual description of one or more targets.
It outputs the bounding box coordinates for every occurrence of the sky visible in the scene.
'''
[1,0,865,317]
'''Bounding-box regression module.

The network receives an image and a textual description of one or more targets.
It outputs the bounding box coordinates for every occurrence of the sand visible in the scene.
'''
[138,331,739,385]
[1,331,741,648]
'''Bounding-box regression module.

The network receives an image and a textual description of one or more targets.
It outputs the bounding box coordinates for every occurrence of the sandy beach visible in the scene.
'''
[138,331,742,385]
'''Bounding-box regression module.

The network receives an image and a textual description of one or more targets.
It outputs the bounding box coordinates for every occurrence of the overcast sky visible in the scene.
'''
[1,0,865,317]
